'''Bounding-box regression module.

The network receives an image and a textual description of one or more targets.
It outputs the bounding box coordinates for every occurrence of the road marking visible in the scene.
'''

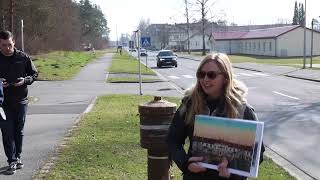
[252,72,269,76]
[239,73,254,76]
[182,75,194,78]
[168,75,180,79]
[273,91,300,100]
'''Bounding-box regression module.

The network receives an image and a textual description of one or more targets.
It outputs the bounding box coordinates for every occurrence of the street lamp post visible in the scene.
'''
[310,17,320,68]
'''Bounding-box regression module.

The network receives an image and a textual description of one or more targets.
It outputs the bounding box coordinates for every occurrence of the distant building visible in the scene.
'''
[145,23,290,52]
[209,25,320,57]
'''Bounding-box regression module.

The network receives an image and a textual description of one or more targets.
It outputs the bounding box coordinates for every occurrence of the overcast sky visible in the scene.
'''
[90,0,320,41]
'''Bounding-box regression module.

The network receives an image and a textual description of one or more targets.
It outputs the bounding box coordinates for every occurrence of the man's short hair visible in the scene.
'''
[0,31,13,40]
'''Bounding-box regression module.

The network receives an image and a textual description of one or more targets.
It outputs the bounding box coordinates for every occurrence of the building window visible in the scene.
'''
[253,42,256,50]
[245,42,247,50]
[258,42,260,51]
[263,42,266,52]
[249,42,251,50]
[269,42,272,51]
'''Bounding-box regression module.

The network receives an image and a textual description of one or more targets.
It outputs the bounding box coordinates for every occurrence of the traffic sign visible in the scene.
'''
[141,37,151,47]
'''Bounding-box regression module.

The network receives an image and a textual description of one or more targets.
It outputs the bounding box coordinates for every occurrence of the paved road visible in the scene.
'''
[135,51,320,180]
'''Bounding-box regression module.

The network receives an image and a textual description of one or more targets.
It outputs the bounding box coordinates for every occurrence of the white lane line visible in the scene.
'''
[168,75,180,79]
[248,87,258,90]
[273,91,300,100]
[182,75,194,79]
[239,73,254,77]
[252,72,269,76]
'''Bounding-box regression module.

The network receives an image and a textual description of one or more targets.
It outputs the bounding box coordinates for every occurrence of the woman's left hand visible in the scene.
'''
[217,157,231,178]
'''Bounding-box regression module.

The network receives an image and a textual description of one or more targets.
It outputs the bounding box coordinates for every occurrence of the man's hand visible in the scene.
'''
[1,78,9,88]
[187,156,207,173]
[218,157,231,178]
[0,107,6,120]
[14,77,25,87]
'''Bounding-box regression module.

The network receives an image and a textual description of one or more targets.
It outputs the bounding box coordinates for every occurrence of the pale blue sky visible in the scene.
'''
[91,0,320,41]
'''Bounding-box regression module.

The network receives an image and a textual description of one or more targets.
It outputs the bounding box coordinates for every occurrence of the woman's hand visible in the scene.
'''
[187,156,207,173]
[218,157,231,178]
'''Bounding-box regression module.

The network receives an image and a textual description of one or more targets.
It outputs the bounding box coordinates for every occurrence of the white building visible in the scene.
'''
[168,32,211,52]
[209,25,320,57]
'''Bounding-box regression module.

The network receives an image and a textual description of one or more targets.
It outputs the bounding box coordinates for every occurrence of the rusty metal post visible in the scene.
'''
[139,96,177,180]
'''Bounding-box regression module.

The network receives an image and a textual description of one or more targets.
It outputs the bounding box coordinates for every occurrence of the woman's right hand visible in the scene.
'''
[187,156,207,173]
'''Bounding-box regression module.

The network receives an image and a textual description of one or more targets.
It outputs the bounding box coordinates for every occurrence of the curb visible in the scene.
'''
[232,66,263,72]
[32,96,98,180]
[265,146,317,180]
[284,75,320,83]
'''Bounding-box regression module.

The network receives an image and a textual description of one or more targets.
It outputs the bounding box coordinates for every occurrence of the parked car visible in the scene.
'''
[140,48,147,56]
[156,50,178,68]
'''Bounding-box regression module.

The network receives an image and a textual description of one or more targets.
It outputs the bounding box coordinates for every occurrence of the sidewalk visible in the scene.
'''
[180,55,320,83]
[0,53,183,180]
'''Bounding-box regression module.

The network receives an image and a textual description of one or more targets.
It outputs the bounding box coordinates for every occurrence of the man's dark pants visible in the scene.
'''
[1,103,27,164]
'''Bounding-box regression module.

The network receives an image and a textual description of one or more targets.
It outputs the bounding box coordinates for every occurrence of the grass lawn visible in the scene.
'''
[108,52,156,75]
[107,51,158,83]
[179,52,320,69]
[229,54,320,67]
[44,95,295,180]
[33,50,107,80]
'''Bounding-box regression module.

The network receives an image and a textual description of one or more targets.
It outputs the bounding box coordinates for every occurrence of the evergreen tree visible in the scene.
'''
[292,1,299,25]
[79,0,109,48]
[298,3,305,26]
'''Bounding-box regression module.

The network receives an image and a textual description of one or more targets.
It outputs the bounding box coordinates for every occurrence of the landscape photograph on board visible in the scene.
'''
[191,115,264,178]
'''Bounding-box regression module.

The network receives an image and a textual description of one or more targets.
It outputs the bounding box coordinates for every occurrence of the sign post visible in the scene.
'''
[141,37,151,70]
[134,30,142,95]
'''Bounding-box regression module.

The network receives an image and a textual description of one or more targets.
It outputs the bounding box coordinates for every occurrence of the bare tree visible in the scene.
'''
[184,0,191,54]
[159,24,170,49]
[137,18,150,37]
[194,0,213,56]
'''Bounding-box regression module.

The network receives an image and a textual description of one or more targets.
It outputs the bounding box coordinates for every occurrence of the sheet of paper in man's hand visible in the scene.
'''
[0,107,6,120]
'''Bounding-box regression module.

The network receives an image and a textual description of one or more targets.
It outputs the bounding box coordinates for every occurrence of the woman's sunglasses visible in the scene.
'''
[196,71,223,80]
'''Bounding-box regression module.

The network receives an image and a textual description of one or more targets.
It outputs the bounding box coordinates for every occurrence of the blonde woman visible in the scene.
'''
[168,53,264,180]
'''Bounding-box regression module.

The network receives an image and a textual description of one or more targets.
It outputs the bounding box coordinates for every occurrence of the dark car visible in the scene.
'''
[156,50,178,68]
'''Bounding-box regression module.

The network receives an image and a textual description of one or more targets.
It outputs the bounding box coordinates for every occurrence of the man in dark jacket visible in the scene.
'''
[0,30,38,175]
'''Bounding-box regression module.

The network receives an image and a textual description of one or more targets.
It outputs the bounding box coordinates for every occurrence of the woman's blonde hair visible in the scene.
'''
[185,53,247,124]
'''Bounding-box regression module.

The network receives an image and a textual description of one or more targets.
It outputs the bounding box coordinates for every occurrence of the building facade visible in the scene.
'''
[210,25,320,57]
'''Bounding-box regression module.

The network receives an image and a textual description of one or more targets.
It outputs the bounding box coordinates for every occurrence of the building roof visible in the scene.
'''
[211,25,300,40]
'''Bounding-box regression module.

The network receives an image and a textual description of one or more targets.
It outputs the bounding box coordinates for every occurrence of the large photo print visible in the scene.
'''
[192,115,264,178]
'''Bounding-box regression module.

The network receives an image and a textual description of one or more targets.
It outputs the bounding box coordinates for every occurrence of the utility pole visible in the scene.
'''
[302,0,306,69]
[21,19,24,52]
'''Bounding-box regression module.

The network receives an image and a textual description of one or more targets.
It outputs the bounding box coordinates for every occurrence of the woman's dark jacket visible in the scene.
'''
[167,96,265,180]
